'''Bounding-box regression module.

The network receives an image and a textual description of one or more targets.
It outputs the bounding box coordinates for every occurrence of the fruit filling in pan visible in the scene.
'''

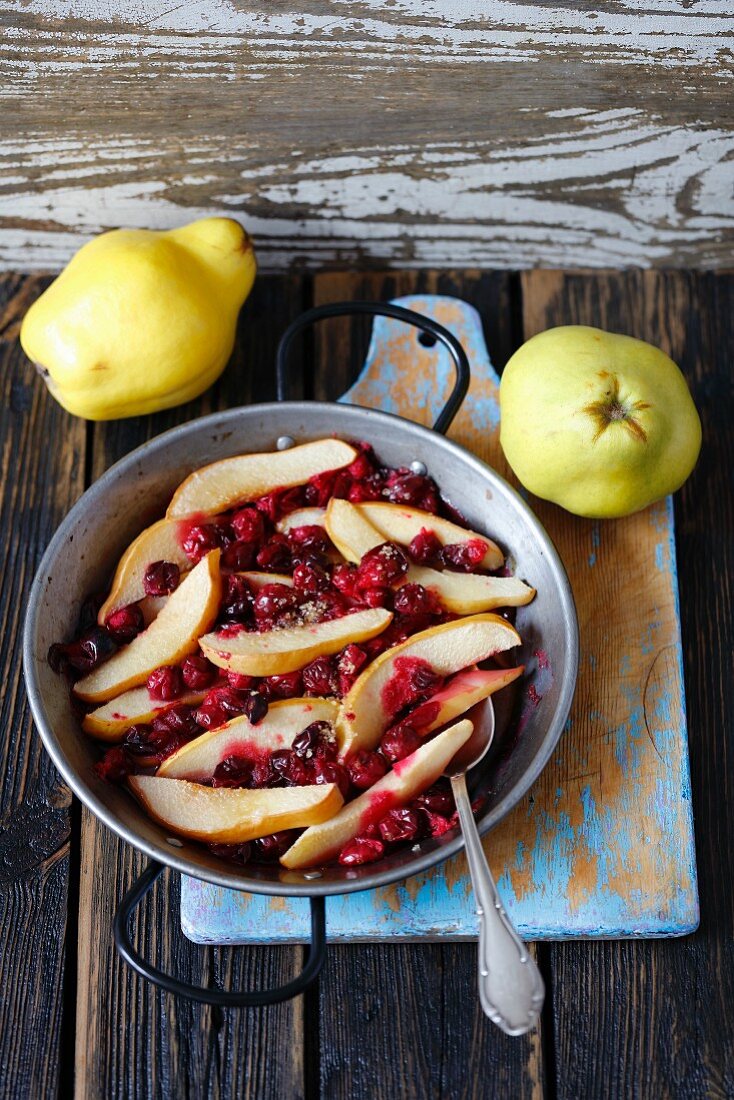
[50,438,535,870]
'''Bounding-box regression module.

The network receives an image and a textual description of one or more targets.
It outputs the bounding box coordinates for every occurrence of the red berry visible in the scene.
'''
[425,811,454,838]
[212,755,253,789]
[243,691,269,724]
[143,559,181,596]
[386,469,439,512]
[208,841,252,864]
[256,536,292,572]
[226,671,256,690]
[440,538,488,572]
[302,655,338,696]
[231,507,265,544]
[339,837,385,866]
[291,720,336,759]
[221,541,258,572]
[220,574,253,622]
[147,665,184,701]
[358,586,393,610]
[106,604,144,642]
[287,525,330,555]
[345,749,387,790]
[393,583,439,618]
[253,583,299,627]
[332,562,360,598]
[252,831,298,861]
[312,760,351,799]
[380,722,421,763]
[347,475,384,503]
[95,746,132,782]
[408,527,443,566]
[292,560,330,593]
[378,807,422,844]
[356,542,408,589]
[182,654,216,690]
[181,524,220,563]
[336,643,368,695]
[263,671,303,700]
[151,704,199,738]
[415,785,455,816]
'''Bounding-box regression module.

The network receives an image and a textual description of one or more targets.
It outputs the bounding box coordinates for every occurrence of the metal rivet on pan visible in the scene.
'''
[167,837,183,847]
[410,460,427,476]
[303,870,322,880]
[276,435,296,450]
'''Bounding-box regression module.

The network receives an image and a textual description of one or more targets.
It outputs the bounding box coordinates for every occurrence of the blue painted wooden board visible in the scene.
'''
[181,295,698,942]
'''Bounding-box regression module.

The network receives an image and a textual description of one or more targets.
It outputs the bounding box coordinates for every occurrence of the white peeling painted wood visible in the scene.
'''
[1,1,732,271]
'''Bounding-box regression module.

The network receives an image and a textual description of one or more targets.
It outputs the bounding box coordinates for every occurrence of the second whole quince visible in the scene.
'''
[20,217,256,419]
[499,326,702,518]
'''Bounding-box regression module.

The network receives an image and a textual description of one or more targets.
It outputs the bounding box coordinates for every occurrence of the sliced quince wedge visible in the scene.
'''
[403,665,524,738]
[281,718,473,869]
[337,613,520,756]
[357,501,503,570]
[326,499,533,614]
[98,518,190,623]
[199,607,392,677]
[74,550,222,703]
[237,570,293,589]
[407,565,534,614]
[167,438,357,519]
[276,507,326,534]
[158,697,340,780]
[129,776,343,844]
[82,685,209,741]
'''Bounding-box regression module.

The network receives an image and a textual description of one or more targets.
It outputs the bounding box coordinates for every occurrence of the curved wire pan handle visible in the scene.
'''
[114,861,326,1006]
[276,299,471,436]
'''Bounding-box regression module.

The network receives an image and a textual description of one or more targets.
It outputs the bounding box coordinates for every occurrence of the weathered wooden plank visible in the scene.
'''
[0,274,87,1099]
[311,269,544,1100]
[522,270,734,1100]
[74,275,309,1100]
[1,3,732,272]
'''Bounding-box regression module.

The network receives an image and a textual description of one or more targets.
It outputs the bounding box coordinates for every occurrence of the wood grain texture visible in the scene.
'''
[0,275,86,1098]
[523,270,734,1100]
[74,276,309,1100]
[1,2,732,271]
[313,269,544,1100]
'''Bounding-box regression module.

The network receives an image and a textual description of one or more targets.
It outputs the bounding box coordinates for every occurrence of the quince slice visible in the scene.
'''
[325,499,533,614]
[281,718,474,869]
[199,607,392,677]
[337,613,520,756]
[357,501,503,570]
[158,698,339,780]
[83,685,209,741]
[276,507,326,534]
[237,571,293,589]
[98,518,190,623]
[129,776,343,844]
[167,438,356,519]
[74,550,222,703]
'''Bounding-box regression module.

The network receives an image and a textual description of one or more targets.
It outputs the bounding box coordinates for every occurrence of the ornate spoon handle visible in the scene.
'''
[451,772,545,1036]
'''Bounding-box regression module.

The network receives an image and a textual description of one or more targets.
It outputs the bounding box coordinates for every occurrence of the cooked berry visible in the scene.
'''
[143,559,180,596]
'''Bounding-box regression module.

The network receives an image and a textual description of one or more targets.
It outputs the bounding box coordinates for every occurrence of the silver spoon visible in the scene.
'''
[444,699,545,1036]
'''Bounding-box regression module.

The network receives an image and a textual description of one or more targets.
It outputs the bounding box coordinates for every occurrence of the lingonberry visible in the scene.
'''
[147,665,184,701]
[181,654,217,690]
[106,603,144,642]
[345,749,388,790]
[143,559,180,596]
[338,837,385,866]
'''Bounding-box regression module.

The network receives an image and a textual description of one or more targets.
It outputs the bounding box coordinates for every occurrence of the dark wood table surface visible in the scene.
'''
[0,269,731,1100]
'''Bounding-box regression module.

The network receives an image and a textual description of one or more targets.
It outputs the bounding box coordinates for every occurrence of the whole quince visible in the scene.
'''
[499,326,701,518]
[20,217,256,419]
